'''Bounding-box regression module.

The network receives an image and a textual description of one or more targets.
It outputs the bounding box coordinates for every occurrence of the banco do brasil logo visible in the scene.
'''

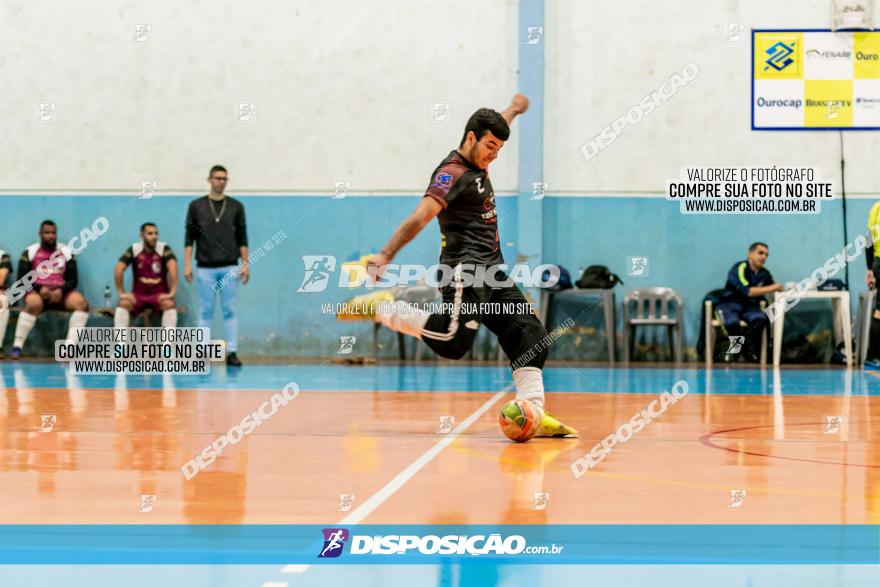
[764,41,796,71]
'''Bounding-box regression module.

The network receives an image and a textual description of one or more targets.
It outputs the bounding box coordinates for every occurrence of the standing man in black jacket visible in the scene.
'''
[184,165,249,367]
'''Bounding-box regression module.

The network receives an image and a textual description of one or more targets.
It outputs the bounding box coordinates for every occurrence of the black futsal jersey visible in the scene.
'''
[423,150,502,267]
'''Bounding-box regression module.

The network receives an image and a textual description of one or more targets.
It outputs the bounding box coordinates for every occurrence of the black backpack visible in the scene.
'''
[576,265,624,289]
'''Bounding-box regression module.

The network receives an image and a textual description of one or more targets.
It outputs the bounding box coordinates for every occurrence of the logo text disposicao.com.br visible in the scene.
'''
[317,529,564,558]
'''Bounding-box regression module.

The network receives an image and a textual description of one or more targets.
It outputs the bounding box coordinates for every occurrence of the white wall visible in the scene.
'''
[1,0,519,193]
[545,0,880,196]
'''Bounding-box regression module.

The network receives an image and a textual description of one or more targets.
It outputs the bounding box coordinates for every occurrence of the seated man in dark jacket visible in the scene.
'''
[716,242,783,362]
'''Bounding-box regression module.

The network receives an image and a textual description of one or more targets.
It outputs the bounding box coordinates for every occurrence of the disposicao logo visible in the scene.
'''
[318,528,349,558]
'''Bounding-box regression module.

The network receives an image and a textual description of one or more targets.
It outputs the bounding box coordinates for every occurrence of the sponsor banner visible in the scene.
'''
[753,29,880,129]
[0,525,877,564]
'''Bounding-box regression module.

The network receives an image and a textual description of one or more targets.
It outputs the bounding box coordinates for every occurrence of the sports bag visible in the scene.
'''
[576,265,624,289]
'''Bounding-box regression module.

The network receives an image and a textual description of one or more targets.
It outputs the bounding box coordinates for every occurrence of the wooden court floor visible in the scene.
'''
[0,363,878,525]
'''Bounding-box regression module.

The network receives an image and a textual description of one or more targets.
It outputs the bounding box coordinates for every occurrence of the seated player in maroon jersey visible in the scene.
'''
[113,223,179,328]
[9,220,90,360]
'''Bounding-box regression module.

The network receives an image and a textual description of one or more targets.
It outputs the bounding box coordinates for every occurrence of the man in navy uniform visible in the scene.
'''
[716,242,783,362]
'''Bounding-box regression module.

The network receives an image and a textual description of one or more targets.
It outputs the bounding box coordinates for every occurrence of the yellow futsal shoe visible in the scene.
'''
[537,411,579,438]
[336,290,395,321]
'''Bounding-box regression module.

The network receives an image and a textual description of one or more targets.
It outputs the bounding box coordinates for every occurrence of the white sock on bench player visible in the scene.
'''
[13,311,36,348]
[66,310,89,342]
[161,309,178,328]
[0,308,9,348]
[114,307,130,328]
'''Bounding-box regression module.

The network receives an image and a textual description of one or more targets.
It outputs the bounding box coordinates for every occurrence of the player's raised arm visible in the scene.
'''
[367,197,443,279]
[500,93,529,125]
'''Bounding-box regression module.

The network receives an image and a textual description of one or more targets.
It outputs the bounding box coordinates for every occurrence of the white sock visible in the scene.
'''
[512,366,545,411]
[13,311,37,348]
[161,309,178,328]
[66,310,89,342]
[377,301,428,339]
[114,307,130,328]
[0,308,9,349]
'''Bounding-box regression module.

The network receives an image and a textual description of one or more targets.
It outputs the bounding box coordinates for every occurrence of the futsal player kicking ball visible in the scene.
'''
[338,94,577,440]
[113,223,179,328]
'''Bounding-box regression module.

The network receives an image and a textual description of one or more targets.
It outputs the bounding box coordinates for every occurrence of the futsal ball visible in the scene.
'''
[498,399,542,442]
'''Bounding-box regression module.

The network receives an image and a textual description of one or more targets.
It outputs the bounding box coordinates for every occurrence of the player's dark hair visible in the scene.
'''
[749,242,769,252]
[209,165,227,177]
[459,108,510,147]
[141,222,157,232]
[40,220,56,229]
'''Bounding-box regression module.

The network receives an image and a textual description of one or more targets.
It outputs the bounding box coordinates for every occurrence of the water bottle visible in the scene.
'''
[104,286,112,307]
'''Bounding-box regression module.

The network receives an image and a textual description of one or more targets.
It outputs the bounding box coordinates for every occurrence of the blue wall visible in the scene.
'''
[0,194,519,357]
[543,196,872,357]
[1,194,868,358]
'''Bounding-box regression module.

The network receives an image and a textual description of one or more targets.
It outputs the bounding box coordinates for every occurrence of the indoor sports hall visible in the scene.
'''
[1,1,880,586]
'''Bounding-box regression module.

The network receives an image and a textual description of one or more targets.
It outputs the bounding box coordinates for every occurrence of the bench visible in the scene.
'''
[2,306,188,356]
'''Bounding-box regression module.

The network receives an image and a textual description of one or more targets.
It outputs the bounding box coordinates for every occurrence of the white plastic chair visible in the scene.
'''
[622,288,684,363]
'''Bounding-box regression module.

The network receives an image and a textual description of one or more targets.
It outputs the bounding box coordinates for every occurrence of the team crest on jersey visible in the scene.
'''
[431,172,454,195]
[151,260,161,274]
[481,195,497,223]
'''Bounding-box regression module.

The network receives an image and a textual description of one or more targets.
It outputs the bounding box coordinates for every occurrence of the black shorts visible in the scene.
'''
[420,266,549,369]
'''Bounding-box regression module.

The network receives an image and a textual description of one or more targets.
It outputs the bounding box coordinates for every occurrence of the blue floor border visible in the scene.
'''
[1,524,878,565]
[2,362,877,396]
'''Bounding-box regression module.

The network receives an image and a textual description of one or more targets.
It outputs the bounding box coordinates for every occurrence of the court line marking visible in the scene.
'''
[700,422,880,468]
[281,386,510,574]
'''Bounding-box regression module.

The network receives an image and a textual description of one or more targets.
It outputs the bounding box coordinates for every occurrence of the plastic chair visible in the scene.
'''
[622,288,684,363]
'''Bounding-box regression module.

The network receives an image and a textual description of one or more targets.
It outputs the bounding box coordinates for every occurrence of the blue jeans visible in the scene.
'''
[196,266,239,353]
